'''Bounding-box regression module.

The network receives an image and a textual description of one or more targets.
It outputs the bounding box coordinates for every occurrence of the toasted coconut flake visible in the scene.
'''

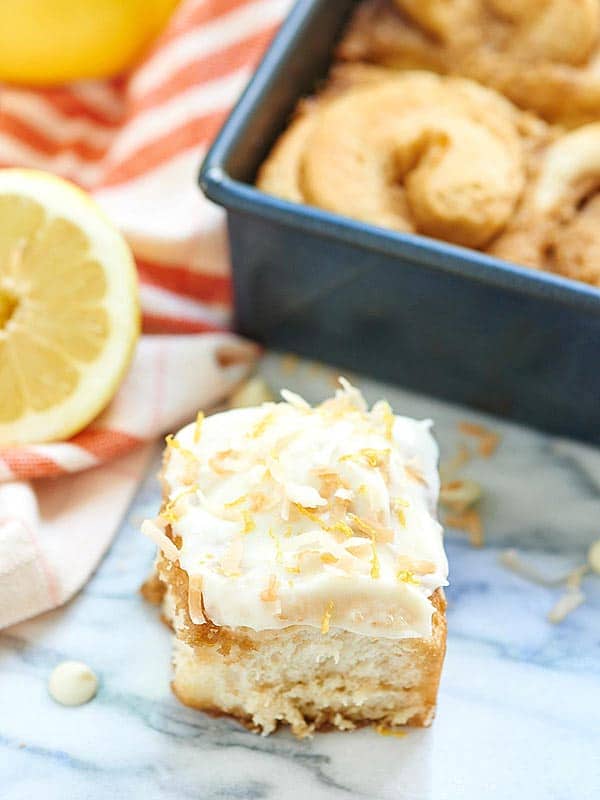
[321,600,334,634]
[345,540,373,559]
[193,411,204,444]
[396,555,436,576]
[405,464,427,485]
[397,570,420,585]
[314,468,347,500]
[281,388,310,410]
[458,421,500,457]
[440,443,472,480]
[499,549,574,586]
[440,479,482,513]
[284,525,293,538]
[565,563,589,590]
[347,512,394,543]
[260,574,279,602]
[229,376,274,408]
[547,589,585,624]
[337,377,368,411]
[141,519,180,561]
[209,449,239,475]
[284,482,327,508]
[220,537,244,577]
[248,491,277,513]
[445,508,484,547]
[588,539,600,575]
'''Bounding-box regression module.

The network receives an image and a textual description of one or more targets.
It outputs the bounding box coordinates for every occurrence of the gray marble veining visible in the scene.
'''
[1,354,599,799]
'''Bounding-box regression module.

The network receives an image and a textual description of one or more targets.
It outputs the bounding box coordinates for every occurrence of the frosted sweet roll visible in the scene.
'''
[142,380,448,737]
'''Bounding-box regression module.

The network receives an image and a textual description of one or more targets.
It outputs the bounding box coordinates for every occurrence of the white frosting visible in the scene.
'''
[145,381,448,640]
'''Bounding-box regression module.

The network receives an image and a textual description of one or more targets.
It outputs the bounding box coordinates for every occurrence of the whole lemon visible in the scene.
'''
[0,0,180,86]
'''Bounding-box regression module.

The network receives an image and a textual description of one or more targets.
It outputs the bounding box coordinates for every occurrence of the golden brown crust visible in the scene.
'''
[157,542,447,735]
[151,432,448,737]
[338,0,600,127]
[139,570,166,605]
[257,65,549,250]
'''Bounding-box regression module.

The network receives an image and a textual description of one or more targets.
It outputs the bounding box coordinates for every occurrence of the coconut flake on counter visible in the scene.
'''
[458,421,500,457]
[229,376,275,409]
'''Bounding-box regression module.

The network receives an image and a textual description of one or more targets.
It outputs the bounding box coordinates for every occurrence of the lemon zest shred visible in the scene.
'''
[370,540,380,579]
[379,401,395,441]
[193,411,204,444]
[224,494,248,509]
[162,485,198,524]
[248,410,276,439]
[320,553,338,564]
[340,448,391,468]
[397,570,419,585]
[294,504,352,537]
[165,434,196,461]
[375,725,407,738]
[268,527,283,564]
[392,497,409,527]
[321,600,335,634]
[241,510,255,535]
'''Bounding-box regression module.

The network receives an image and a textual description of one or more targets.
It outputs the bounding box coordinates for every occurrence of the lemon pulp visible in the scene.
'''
[0,170,139,444]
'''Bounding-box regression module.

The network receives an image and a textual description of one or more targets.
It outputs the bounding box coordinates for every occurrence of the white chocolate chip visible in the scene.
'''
[48,661,98,706]
[588,539,600,575]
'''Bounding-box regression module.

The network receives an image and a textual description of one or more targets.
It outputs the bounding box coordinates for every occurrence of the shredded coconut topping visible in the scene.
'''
[143,379,448,639]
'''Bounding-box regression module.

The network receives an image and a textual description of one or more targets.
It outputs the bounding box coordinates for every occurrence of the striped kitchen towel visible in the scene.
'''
[0,0,290,628]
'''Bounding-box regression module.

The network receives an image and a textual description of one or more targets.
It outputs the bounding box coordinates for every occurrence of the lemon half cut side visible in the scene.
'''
[0,169,140,445]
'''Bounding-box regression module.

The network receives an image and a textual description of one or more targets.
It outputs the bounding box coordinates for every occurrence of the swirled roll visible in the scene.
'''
[257,68,546,249]
[339,0,600,126]
[490,122,600,286]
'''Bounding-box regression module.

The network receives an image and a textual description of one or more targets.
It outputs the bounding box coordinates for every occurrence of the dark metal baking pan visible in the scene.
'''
[200,0,600,444]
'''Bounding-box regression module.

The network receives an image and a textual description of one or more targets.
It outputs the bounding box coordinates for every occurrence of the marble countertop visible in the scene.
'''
[1,354,599,800]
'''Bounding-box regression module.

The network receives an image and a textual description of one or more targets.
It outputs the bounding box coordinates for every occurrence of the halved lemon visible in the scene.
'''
[0,169,140,445]
[0,0,181,86]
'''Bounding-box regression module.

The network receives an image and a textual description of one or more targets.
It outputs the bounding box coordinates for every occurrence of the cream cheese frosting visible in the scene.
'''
[143,380,448,640]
